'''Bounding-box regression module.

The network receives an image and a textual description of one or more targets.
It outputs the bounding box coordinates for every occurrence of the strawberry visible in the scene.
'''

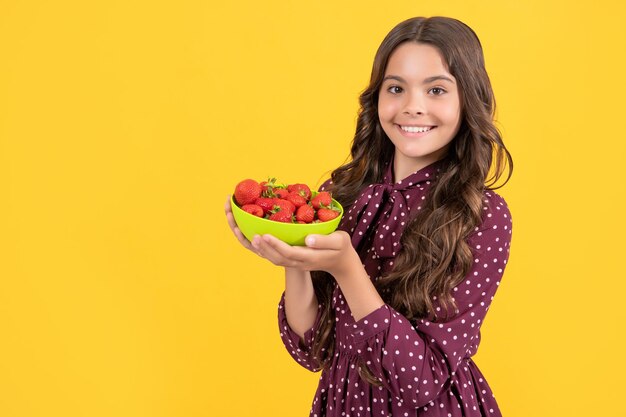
[260,178,278,197]
[273,188,289,199]
[254,197,275,215]
[287,183,312,200]
[317,207,340,222]
[268,210,293,223]
[311,191,332,210]
[234,178,341,226]
[241,204,263,217]
[286,192,308,208]
[295,204,315,223]
[272,198,296,215]
[234,179,262,206]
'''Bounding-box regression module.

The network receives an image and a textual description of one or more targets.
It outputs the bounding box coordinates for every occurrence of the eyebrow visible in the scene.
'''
[382,75,455,84]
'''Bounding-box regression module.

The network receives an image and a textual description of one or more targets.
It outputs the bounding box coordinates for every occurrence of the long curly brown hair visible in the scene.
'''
[309,17,513,382]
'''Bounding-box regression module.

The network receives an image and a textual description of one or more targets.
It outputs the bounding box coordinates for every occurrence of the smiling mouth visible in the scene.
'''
[398,125,436,133]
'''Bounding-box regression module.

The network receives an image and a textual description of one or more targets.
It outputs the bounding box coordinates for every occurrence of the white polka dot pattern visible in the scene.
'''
[277,172,512,417]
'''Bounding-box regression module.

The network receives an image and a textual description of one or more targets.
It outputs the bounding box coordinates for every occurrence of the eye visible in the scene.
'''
[429,87,446,95]
[387,85,403,94]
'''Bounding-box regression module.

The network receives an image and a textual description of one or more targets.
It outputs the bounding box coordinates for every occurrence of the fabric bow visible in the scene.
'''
[339,159,443,258]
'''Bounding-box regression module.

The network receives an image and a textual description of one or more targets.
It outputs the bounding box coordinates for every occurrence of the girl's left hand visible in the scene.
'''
[251,231,361,278]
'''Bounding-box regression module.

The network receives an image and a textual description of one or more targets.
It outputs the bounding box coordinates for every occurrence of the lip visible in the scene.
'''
[395,124,437,138]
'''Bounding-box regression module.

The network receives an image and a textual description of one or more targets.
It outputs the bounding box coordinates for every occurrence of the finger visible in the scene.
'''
[304,231,349,250]
[224,197,242,235]
[224,206,239,232]
[233,225,254,250]
[232,224,253,249]
[252,235,299,267]
[224,195,234,214]
[261,234,313,263]
[224,196,243,236]
[224,205,254,251]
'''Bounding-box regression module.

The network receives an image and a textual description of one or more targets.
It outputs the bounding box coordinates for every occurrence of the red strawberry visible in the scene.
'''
[273,188,289,199]
[317,207,340,222]
[268,210,293,223]
[311,191,332,210]
[287,183,312,200]
[272,198,296,215]
[241,204,263,217]
[296,204,315,223]
[254,197,275,215]
[234,179,262,206]
[260,178,278,197]
[286,192,308,208]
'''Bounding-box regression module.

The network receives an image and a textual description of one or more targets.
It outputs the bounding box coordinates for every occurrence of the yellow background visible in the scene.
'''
[1,0,625,416]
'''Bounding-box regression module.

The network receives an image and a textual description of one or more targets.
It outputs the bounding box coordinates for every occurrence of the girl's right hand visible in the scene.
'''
[224,195,261,256]
[225,196,308,274]
[224,195,306,268]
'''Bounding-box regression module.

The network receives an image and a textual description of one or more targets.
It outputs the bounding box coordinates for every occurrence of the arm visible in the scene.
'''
[224,194,319,333]
[283,268,318,340]
[277,286,324,372]
[224,196,324,371]
[253,230,381,372]
[326,245,385,321]
[347,191,513,407]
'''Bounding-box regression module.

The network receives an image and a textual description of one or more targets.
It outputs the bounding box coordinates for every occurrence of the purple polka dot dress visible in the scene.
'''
[278,160,513,416]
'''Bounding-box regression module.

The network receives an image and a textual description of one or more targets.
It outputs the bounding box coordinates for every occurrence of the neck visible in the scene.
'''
[392,146,451,182]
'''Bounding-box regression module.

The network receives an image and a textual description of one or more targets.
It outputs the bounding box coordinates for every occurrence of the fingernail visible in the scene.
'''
[305,236,315,246]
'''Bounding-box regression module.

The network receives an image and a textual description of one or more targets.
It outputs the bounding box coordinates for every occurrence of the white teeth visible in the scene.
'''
[401,125,433,133]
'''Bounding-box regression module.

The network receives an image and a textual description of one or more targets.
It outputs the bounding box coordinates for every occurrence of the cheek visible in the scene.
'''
[377,103,395,137]
[376,98,386,119]
[437,102,461,125]
[377,99,398,121]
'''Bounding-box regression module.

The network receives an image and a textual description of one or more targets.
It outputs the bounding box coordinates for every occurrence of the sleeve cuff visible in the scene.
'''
[350,304,391,344]
[279,292,323,351]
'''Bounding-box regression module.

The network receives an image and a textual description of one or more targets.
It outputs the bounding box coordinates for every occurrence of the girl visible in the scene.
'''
[225,16,513,417]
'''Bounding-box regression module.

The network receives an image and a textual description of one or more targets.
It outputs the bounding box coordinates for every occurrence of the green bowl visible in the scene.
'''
[231,195,344,246]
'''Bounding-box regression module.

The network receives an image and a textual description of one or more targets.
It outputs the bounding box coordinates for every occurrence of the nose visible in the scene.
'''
[403,91,426,115]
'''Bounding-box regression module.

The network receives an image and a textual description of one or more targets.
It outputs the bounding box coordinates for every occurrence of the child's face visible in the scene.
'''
[378,42,462,179]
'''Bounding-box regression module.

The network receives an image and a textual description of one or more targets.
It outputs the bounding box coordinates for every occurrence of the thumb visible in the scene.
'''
[304,234,321,248]
[305,231,349,250]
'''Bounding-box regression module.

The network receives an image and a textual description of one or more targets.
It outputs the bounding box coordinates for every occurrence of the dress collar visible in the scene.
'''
[339,157,447,258]
[382,157,447,191]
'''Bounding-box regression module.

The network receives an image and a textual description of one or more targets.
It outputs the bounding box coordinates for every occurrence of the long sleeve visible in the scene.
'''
[348,191,512,408]
[277,292,324,372]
